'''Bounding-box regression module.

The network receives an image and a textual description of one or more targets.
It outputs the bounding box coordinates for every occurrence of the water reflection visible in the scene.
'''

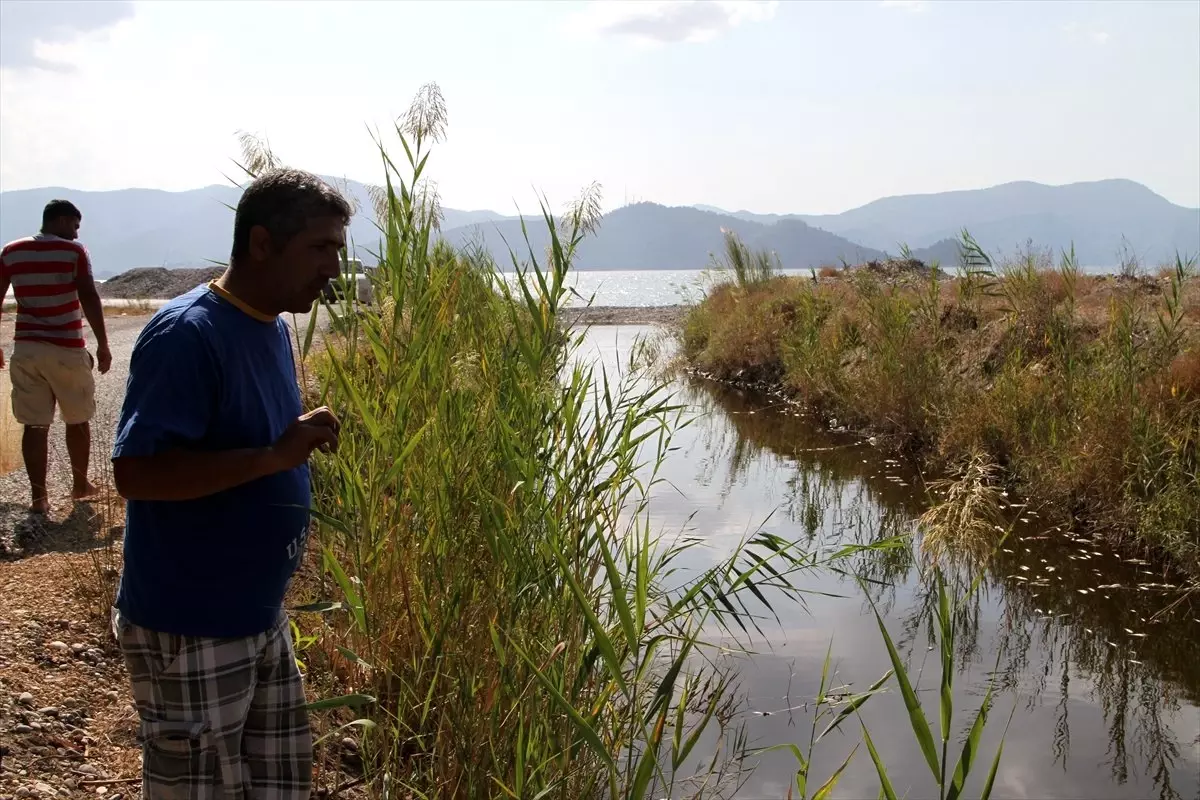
[581,326,1200,800]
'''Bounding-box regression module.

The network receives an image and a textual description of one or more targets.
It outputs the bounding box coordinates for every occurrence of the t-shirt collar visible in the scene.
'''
[207,280,276,323]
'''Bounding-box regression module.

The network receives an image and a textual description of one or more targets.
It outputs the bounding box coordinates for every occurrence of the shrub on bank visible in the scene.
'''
[682,238,1200,573]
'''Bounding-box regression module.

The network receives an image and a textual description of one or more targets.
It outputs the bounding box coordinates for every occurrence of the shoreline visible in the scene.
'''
[5,299,686,327]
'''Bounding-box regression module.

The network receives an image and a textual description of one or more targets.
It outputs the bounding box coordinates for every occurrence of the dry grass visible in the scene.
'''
[917,452,1005,564]
[682,249,1200,573]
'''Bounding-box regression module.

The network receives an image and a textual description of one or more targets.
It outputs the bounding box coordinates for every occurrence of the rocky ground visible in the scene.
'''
[562,304,683,326]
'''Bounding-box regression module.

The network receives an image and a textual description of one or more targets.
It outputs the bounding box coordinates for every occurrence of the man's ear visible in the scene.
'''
[248,225,274,262]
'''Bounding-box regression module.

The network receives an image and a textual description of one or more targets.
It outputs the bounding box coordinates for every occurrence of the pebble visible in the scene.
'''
[340,736,358,751]
[39,707,59,717]
[13,724,33,734]
[48,641,70,653]
[71,643,87,654]
[17,691,34,706]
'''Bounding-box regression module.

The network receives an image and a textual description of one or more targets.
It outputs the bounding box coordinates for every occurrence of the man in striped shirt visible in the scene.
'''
[0,200,111,514]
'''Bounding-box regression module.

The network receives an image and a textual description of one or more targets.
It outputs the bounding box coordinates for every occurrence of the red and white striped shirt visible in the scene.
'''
[1,234,91,349]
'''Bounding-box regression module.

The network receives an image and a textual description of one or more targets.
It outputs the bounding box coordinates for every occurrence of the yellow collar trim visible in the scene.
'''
[207,280,275,323]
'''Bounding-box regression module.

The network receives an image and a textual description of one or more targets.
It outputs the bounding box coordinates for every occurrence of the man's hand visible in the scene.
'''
[270,407,340,471]
[95,343,112,375]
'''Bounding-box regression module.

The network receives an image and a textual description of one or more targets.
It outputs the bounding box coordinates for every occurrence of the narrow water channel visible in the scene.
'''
[582,325,1200,800]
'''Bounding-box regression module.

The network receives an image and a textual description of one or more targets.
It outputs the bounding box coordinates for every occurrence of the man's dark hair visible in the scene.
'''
[231,168,352,264]
[42,199,82,228]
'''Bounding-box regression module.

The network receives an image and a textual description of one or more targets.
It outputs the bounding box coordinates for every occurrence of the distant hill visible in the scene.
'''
[701,180,1199,266]
[0,179,517,278]
[3,177,1194,275]
[440,203,884,270]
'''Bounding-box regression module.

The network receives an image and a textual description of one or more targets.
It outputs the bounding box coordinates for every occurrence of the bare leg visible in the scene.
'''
[66,422,100,500]
[22,425,50,514]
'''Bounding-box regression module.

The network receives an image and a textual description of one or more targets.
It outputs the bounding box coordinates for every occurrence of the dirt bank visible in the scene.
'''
[99,267,223,300]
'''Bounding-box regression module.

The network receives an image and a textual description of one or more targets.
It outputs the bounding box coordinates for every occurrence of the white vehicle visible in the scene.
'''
[322,257,374,304]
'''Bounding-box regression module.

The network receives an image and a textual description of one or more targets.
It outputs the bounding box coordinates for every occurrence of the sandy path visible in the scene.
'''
[0,314,152,555]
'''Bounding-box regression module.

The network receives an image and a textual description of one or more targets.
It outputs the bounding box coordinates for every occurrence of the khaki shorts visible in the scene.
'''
[8,340,96,426]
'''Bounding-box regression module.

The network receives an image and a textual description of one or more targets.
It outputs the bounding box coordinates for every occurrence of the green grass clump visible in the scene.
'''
[681,236,1200,573]
[262,85,890,799]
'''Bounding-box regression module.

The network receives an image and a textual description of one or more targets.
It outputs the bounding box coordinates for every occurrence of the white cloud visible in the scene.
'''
[879,1,930,12]
[563,1,778,46]
[1063,21,1112,46]
[0,0,134,72]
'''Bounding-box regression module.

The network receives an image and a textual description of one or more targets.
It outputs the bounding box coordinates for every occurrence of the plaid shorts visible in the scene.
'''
[112,608,313,799]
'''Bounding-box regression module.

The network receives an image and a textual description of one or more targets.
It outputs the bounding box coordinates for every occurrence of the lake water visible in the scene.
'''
[578,325,1200,800]
[515,266,1138,308]
[44,266,1123,309]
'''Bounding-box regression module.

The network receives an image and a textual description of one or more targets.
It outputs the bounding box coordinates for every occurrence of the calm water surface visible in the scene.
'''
[579,325,1200,800]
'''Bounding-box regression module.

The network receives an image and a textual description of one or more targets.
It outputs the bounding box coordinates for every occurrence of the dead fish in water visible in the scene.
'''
[1126,558,1150,565]
[1078,588,1091,594]
[1107,641,1118,648]
[1129,659,1143,665]
[1020,565,1031,572]
[1046,567,1057,573]
[1003,548,1015,554]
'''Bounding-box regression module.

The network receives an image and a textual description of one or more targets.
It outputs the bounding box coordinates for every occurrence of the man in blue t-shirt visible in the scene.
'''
[110,168,350,799]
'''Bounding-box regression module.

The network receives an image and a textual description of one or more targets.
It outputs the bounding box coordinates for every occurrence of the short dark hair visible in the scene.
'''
[42,199,81,228]
[231,168,352,264]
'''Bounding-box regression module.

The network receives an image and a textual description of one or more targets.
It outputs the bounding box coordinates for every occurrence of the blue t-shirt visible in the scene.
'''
[112,284,311,638]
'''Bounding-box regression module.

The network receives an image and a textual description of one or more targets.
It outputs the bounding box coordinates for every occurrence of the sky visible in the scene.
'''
[1,0,1198,215]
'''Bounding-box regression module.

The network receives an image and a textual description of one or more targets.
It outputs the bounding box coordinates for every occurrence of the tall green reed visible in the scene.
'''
[714,229,778,288]
[278,84,883,799]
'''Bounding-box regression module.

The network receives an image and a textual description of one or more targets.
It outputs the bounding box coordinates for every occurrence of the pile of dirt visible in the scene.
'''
[858,257,938,280]
[99,267,224,300]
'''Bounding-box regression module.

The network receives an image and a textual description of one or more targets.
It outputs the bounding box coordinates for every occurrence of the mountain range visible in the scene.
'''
[1,178,1195,278]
